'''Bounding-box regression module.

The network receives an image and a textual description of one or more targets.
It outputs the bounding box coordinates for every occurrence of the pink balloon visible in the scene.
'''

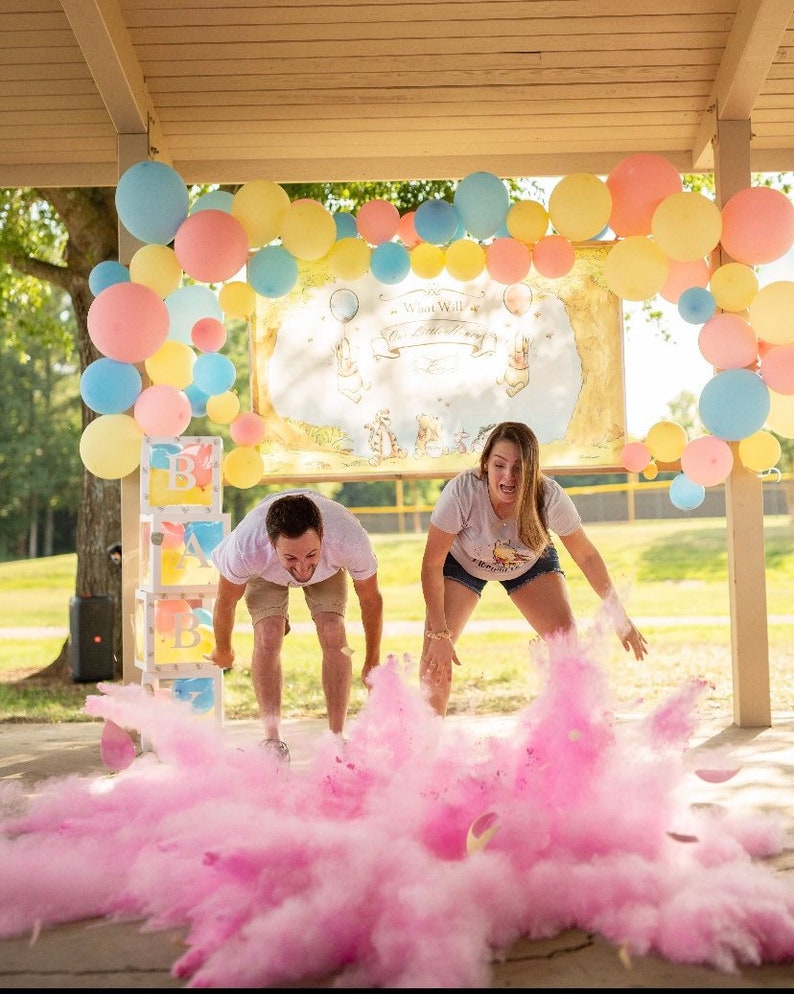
[230,411,267,446]
[191,317,227,352]
[620,441,652,473]
[159,520,186,550]
[680,435,734,486]
[659,257,711,304]
[698,313,758,370]
[606,153,683,236]
[720,186,794,265]
[87,282,170,363]
[100,720,136,771]
[180,441,216,486]
[485,238,531,284]
[134,384,192,435]
[356,199,400,245]
[174,209,250,283]
[761,344,794,395]
[532,235,575,278]
[397,210,422,248]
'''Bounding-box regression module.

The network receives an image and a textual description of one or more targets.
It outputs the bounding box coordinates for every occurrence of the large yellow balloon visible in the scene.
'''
[224,445,264,488]
[709,262,758,313]
[206,391,241,424]
[651,192,722,262]
[748,281,794,345]
[411,242,445,279]
[604,236,668,301]
[328,237,371,280]
[231,180,290,248]
[445,238,486,281]
[645,419,687,462]
[79,414,143,479]
[130,244,182,297]
[280,199,337,261]
[548,173,612,241]
[738,429,782,471]
[766,388,794,439]
[506,200,549,244]
[219,280,256,319]
[145,340,196,389]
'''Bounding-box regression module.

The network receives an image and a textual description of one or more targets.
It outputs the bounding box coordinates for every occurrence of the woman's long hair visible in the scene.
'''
[477,422,549,551]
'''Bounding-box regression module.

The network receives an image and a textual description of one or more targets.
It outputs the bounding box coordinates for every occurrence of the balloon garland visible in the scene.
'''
[82,155,794,506]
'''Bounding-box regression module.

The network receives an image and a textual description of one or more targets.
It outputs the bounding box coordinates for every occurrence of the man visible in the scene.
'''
[209,490,383,762]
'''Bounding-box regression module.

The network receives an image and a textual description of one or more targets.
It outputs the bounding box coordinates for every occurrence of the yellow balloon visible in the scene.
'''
[231,180,290,248]
[328,237,371,280]
[79,414,143,479]
[604,236,668,301]
[280,200,337,261]
[766,388,794,439]
[506,200,549,244]
[709,262,759,313]
[651,191,722,262]
[219,280,256,319]
[445,238,486,281]
[748,281,794,345]
[411,242,445,279]
[738,429,782,471]
[548,173,612,241]
[206,391,241,424]
[642,462,659,481]
[144,340,196,388]
[130,244,183,298]
[224,445,264,488]
[147,468,210,507]
[645,420,687,462]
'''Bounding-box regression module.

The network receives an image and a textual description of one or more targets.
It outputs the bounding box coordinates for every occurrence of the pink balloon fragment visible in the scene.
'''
[100,719,136,772]
[760,344,794,395]
[720,186,794,265]
[606,153,682,236]
[174,209,249,283]
[694,768,741,783]
[532,235,575,278]
[356,199,399,245]
[621,441,652,473]
[87,283,170,363]
[680,435,734,487]
[230,411,267,446]
[698,313,758,370]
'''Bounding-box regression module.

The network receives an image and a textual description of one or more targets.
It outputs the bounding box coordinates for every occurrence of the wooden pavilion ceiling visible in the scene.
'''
[2,0,794,188]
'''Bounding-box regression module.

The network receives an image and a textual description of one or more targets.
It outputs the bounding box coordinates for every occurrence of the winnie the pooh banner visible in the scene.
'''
[252,244,624,480]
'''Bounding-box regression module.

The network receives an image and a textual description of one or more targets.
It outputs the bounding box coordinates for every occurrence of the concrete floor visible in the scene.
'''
[1,714,794,988]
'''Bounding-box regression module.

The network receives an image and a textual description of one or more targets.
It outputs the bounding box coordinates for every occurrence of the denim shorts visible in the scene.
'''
[443,545,563,597]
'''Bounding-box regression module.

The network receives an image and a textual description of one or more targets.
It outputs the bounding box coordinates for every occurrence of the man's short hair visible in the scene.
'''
[265,494,323,543]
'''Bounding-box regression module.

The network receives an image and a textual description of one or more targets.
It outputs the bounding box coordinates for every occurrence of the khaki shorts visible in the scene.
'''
[244,569,348,633]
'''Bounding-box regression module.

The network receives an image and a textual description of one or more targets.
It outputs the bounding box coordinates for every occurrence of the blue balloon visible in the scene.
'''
[678,286,716,324]
[80,358,141,414]
[371,242,410,285]
[184,519,225,554]
[454,171,510,240]
[193,352,237,395]
[173,677,214,713]
[334,212,358,239]
[191,189,234,214]
[192,607,213,626]
[699,368,771,441]
[149,443,182,469]
[248,245,299,298]
[669,472,706,511]
[184,382,210,417]
[115,160,189,245]
[165,285,223,344]
[414,199,459,245]
[88,260,130,296]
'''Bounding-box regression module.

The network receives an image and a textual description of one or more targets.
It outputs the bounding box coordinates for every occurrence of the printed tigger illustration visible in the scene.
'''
[364,409,406,466]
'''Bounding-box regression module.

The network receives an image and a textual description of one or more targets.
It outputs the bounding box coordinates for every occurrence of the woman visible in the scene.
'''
[420,421,648,715]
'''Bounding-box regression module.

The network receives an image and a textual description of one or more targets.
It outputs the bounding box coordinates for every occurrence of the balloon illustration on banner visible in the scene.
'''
[81,154,794,504]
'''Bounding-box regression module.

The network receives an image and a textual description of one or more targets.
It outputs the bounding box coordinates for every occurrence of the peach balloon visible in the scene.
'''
[720,186,794,265]
[485,238,531,284]
[230,411,267,446]
[620,441,651,473]
[606,153,682,236]
[191,317,227,353]
[760,344,794,395]
[87,282,170,363]
[698,313,758,370]
[174,209,250,283]
[680,435,734,487]
[659,257,710,304]
[397,211,422,248]
[134,384,192,436]
[532,235,575,278]
[356,199,400,245]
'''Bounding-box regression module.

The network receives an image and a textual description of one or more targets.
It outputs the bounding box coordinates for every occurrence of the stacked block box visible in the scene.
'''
[135,436,228,737]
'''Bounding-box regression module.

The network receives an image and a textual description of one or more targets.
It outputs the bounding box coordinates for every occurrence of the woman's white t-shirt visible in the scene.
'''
[212,490,377,587]
[431,470,581,582]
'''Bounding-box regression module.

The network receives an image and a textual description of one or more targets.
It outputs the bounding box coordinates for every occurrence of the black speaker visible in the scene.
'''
[69,595,115,682]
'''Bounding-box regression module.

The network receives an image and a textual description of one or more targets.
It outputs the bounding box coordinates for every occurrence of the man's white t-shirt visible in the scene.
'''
[212,490,378,587]
[431,470,581,582]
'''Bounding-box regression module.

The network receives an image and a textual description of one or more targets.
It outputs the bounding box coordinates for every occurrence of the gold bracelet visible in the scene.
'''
[425,628,452,641]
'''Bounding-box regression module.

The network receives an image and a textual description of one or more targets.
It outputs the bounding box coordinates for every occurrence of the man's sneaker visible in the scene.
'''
[261,738,290,764]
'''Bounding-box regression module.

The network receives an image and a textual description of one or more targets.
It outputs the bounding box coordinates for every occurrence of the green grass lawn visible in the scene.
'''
[2,516,794,722]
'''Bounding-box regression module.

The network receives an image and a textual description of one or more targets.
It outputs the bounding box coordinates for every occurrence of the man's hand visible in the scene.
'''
[207,646,235,671]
